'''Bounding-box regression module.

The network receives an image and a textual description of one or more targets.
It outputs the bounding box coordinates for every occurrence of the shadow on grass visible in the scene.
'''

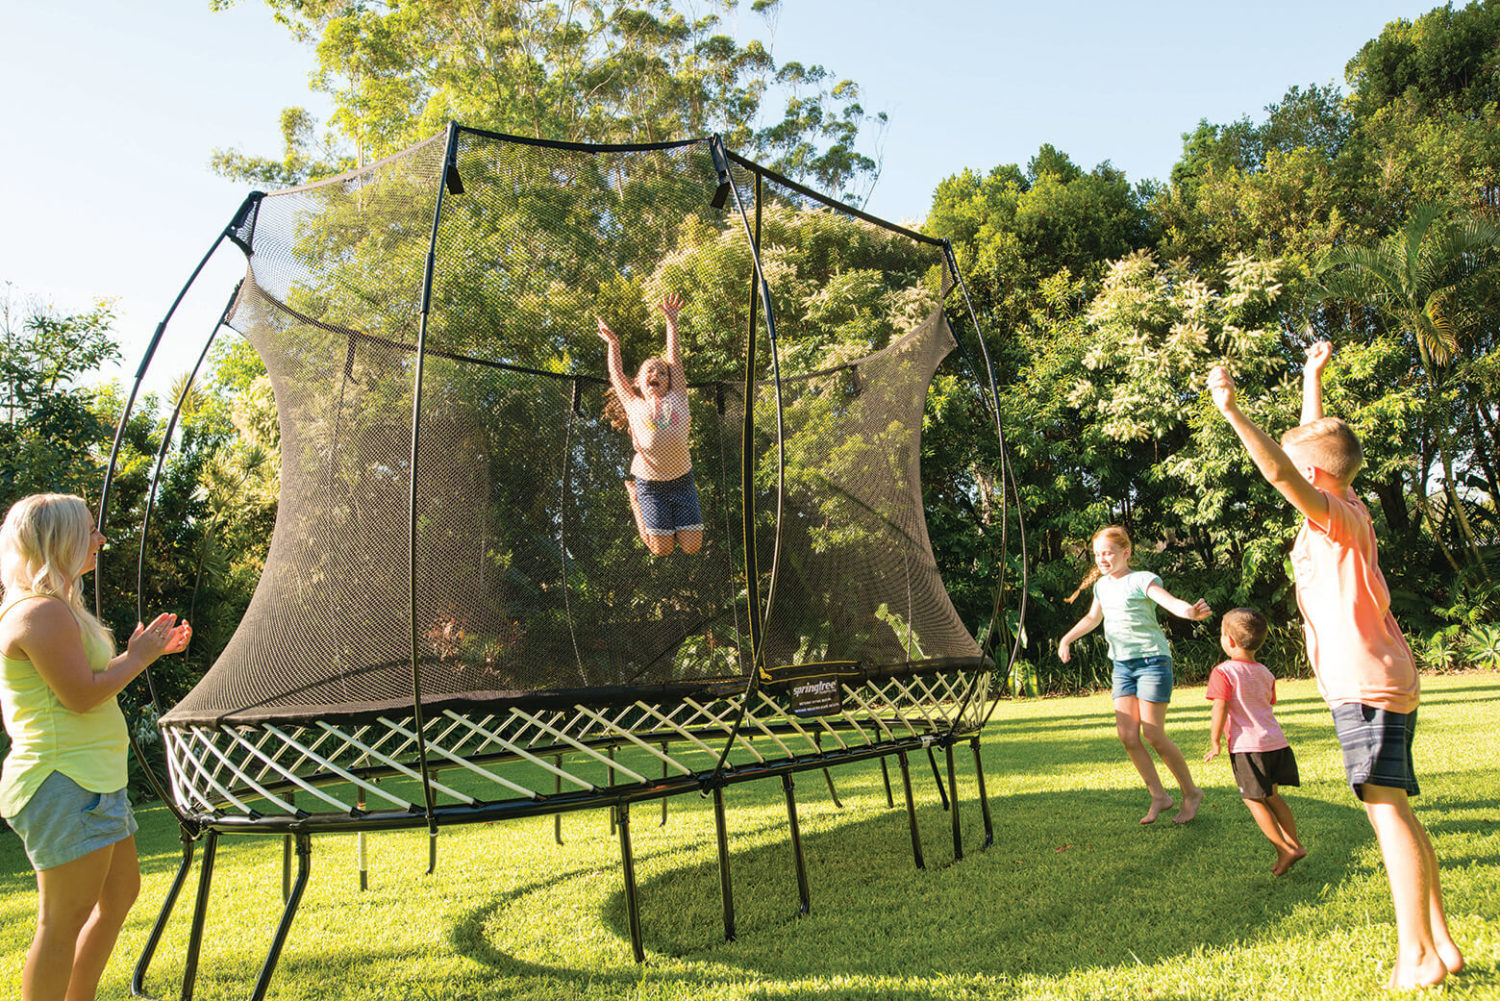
[445,786,1368,983]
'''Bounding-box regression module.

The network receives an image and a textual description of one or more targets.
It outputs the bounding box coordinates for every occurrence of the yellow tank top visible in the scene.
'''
[0,594,128,818]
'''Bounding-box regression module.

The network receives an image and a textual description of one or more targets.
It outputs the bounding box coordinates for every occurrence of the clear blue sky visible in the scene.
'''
[0,1,1440,388]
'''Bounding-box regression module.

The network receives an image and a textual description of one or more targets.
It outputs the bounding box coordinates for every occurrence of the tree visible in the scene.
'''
[0,289,120,505]
[1315,204,1500,580]
[211,0,885,199]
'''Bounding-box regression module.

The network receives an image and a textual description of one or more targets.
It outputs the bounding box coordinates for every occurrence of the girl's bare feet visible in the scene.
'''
[1271,845,1307,876]
[1173,786,1204,824]
[1141,794,1173,824]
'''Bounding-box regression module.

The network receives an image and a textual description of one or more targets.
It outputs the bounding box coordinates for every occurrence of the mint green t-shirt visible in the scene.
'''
[0,595,127,819]
[1094,571,1171,661]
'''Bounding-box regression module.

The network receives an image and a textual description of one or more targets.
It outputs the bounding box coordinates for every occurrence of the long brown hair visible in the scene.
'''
[1064,525,1132,604]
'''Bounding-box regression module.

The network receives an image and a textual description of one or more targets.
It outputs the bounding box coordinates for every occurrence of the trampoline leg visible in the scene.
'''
[281,835,291,903]
[608,747,618,836]
[971,736,994,848]
[553,758,564,845]
[897,751,924,870]
[712,786,736,942]
[660,745,670,826]
[180,829,218,1001]
[248,833,312,1001]
[131,828,195,999]
[946,740,963,862]
[616,802,645,963]
[427,828,438,875]
[357,789,368,891]
[880,756,895,808]
[782,774,810,916]
[926,746,950,810]
[814,733,843,808]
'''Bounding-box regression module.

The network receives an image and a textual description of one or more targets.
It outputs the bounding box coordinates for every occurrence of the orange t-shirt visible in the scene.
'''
[1289,488,1419,714]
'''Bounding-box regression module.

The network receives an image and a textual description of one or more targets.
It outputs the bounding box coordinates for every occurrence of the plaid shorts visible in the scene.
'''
[1331,703,1419,800]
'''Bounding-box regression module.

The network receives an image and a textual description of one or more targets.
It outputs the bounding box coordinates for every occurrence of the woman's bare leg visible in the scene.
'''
[1136,699,1203,823]
[25,841,116,1001]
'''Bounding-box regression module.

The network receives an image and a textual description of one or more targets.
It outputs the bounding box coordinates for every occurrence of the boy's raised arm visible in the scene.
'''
[1209,366,1329,524]
[1301,341,1332,425]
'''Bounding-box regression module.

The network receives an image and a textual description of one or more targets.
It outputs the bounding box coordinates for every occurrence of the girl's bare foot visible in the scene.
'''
[1437,940,1465,974]
[1173,786,1204,824]
[1141,794,1173,824]
[1388,952,1447,990]
[1271,845,1307,876]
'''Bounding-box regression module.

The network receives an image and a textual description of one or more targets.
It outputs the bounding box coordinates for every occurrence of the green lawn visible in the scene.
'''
[3,674,1498,1000]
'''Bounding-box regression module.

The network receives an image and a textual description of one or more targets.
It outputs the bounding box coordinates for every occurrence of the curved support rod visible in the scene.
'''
[130,827,196,999]
[711,149,788,786]
[96,192,261,618]
[814,732,842,808]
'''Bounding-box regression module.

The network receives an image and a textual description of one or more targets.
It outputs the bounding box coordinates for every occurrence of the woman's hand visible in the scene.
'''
[128,613,192,665]
[1057,637,1071,664]
[1186,598,1212,621]
[1208,365,1237,413]
[596,317,619,344]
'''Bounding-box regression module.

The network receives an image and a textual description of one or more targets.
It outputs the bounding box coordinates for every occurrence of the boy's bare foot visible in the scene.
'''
[1271,845,1307,876]
[1140,794,1173,824]
[1437,940,1465,974]
[1173,786,1204,824]
[1388,952,1448,990]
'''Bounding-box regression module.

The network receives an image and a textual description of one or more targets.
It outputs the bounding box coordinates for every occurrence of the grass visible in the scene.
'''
[3,674,1498,1000]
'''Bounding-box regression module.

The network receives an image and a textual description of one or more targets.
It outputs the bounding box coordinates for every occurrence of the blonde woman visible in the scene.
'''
[0,494,190,1001]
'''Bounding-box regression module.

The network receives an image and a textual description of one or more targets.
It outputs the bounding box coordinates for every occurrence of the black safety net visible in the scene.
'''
[162,127,984,727]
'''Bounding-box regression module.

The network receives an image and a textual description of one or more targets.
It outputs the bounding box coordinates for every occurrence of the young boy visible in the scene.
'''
[1203,607,1305,876]
[1209,342,1464,989]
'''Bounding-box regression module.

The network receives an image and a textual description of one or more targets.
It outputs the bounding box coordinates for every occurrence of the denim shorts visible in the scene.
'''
[637,471,703,536]
[1332,703,1419,800]
[5,770,137,870]
[1111,654,1174,703]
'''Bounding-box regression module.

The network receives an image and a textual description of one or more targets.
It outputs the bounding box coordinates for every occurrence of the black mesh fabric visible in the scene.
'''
[162,128,980,727]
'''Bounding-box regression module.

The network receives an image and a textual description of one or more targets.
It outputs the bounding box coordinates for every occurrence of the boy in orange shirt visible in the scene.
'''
[1209,343,1463,989]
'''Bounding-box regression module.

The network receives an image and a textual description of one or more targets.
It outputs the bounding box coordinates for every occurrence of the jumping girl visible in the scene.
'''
[0,493,191,1001]
[597,292,704,556]
[1058,525,1211,824]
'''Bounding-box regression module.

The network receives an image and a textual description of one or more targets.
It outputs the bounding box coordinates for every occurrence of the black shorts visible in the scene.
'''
[1331,703,1419,800]
[1230,746,1300,800]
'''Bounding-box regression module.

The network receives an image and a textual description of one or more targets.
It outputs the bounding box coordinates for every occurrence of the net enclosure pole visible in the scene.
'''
[405,122,464,851]
[711,143,789,786]
[96,191,262,617]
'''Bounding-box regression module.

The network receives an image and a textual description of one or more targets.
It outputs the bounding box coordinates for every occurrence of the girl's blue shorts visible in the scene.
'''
[5,769,137,870]
[637,471,703,536]
[1111,654,1174,704]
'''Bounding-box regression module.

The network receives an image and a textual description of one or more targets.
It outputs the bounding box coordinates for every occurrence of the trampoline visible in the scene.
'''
[96,123,1027,999]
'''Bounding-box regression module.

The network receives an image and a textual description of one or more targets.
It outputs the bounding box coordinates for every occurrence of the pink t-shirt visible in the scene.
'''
[1290,488,1419,714]
[1205,659,1288,753]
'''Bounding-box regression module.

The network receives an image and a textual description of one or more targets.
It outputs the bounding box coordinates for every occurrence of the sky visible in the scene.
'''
[0,0,1443,391]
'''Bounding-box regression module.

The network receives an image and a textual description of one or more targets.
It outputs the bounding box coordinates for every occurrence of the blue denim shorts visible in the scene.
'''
[636,471,703,536]
[5,770,137,870]
[1111,654,1174,703]
[1332,703,1419,800]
